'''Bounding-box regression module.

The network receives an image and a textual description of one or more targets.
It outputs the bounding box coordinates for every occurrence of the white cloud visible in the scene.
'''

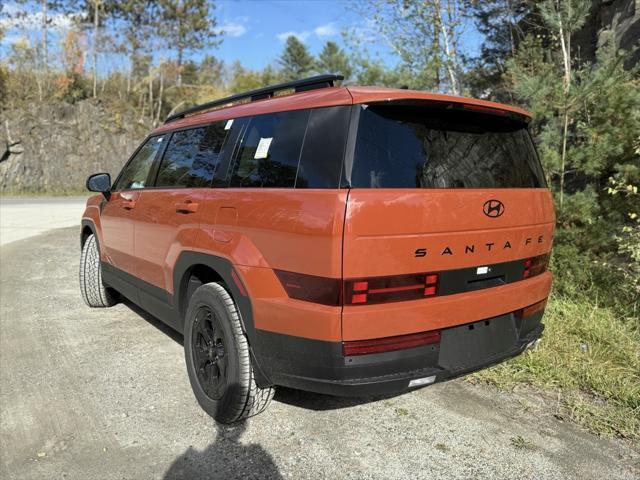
[277,30,311,42]
[314,23,338,37]
[0,7,74,31]
[276,23,339,43]
[220,21,247,38]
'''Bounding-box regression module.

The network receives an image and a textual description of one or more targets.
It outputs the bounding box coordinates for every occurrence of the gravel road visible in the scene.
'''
[0,197,88,246]
[0,217,638,479]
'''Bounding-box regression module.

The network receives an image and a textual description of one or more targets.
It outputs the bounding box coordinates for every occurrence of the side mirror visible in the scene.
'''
[86,173,111,197]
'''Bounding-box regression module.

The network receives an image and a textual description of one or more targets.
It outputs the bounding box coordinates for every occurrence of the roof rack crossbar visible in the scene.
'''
[164,74,344,124]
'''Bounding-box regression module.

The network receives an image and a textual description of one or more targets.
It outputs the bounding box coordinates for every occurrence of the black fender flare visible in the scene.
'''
[173,251,272,386]
[80,219,97,247]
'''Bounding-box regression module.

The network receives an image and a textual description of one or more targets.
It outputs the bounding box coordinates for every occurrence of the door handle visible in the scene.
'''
[122,199,136,209]
[175,201,199,213]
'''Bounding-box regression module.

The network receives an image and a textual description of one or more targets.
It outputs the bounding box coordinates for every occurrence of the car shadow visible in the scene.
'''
[163,421,282,480]
[274,386,399,411]
[121,299,184,346]
[122,299,401,413]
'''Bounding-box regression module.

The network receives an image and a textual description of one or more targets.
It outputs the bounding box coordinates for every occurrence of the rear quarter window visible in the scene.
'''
[230,110,310,188]
[350,104,545,189]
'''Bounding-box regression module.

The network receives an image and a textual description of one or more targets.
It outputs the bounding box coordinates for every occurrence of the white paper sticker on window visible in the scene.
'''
[476,266,489,275]
[224,119,234,130]
[254,137,273,159]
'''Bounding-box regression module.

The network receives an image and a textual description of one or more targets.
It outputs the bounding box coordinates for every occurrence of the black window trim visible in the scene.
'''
[113,105,356,193]
[146,120,237,190]
[111,134,168,193]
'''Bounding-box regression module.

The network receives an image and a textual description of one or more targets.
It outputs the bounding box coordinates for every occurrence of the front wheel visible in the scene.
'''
[184,282,274,424]
[79,234,117,308]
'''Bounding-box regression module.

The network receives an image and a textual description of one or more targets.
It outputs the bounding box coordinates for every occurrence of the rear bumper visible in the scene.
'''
[254,310,544,397]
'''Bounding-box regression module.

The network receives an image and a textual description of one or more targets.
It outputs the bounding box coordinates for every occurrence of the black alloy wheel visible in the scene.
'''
[192,306,228,400]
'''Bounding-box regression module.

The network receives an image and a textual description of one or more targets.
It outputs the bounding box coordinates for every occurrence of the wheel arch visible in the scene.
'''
[81,219,96,248]
[173,251,272,386]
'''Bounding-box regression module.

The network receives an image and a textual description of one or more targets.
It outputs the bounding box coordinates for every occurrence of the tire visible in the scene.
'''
[184,282,275,424]
[79,234,117,308]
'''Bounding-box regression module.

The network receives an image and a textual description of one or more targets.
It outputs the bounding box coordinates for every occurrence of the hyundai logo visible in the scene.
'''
[483,200,505,218]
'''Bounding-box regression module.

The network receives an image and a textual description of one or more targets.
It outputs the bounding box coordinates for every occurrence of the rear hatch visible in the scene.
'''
[342,101,555,339]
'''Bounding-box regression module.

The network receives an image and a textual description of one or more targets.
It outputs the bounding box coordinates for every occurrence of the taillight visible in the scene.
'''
[274,270,341,306]
[344,273,439,306]
[516,298,548,319]
[523,254,549,279]
[343,330,441,356]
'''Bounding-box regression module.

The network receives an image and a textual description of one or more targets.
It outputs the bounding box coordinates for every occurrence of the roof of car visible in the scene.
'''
[151,85,531,135]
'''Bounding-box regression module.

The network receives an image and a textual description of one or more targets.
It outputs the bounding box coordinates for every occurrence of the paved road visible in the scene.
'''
[0,196,88,246]
[1,225,638,479]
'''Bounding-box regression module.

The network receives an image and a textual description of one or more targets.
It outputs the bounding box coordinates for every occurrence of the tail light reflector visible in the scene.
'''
[516,298,548,319]
[274,270,341,306]
[343,330,441,356]
[344,273,438,306]
[523,253,550,279]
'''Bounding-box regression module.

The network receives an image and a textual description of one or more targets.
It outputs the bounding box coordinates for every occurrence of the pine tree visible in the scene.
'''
[467,0,534,100]
[317,41,352,79]
[157,0,221,86]
[278,36,315,81]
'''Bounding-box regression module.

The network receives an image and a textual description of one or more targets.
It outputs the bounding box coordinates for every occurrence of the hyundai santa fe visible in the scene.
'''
[79,75,555,423]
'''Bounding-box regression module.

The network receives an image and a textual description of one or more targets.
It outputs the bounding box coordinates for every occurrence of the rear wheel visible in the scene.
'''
[79,234,117,308]
[184,282,274,424]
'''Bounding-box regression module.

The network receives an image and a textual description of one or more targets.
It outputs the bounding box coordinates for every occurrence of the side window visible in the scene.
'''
[155,122,231,188]
[113,135,166,191]
[296,106,350,188]
[230,110,310,188]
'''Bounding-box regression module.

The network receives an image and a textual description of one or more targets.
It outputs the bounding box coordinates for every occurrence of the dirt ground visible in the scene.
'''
[0,203,637,479]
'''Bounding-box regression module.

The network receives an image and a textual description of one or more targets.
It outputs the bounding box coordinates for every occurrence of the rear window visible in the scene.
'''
[349,104,545,188]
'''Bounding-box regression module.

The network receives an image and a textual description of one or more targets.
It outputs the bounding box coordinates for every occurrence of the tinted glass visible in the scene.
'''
[351,104,545,188]
[113,135,165,190]
[155,123,231,188]
[211,118,247,188]
[230,109,310,188]
[296,106,350,189]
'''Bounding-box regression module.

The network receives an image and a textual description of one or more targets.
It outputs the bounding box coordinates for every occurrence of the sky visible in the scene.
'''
[214,0,376,69]
[1,0,482,73]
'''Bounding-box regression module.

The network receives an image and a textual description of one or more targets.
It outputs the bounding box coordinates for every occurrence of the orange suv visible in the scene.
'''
[80,75,555,423]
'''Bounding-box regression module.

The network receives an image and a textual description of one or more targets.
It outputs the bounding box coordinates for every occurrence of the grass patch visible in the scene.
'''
[472,294,640,439]
[510,435,536,450]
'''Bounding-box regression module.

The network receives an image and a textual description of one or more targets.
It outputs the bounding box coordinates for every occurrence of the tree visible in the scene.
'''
[198,55,224,86]
[467,0,533,100]
[278,36,315,81]
[537,0,591,211]
[317,41,352,79]
[228,61,262,93]
[354,0,466,93]
[157,0,221,87]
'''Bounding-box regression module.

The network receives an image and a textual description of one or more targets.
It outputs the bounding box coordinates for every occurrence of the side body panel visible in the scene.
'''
[194,189,346,340]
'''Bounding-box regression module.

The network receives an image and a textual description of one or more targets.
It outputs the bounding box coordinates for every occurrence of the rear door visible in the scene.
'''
[101,135,167,275]
[342,103,555,334]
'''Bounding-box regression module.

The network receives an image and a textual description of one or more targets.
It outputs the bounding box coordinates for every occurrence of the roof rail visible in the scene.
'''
[164,74,344,124]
